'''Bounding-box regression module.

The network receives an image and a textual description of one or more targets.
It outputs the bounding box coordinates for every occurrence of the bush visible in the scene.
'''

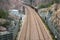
[38,2,54,9]
[0,9,9,19]
[53,0,60,3]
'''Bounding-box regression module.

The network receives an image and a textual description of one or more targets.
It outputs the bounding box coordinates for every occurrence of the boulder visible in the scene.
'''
[0,26,7,32]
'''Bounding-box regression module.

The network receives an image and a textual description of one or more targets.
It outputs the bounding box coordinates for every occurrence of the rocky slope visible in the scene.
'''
[50,9,60,33]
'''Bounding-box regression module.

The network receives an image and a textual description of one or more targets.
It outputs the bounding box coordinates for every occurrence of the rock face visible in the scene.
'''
[9,0,22,10]
[8,13,20,20]
[50,9,60,33]
[0,26,7,32]
[0,0,22,10]
[0,18,7,24]
[49,3,60,12]
[0,0,10,10]
[38,3,60,34]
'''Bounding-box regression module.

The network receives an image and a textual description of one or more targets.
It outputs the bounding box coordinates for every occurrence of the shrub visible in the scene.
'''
[0,9,9,19]
[53,0,60,3]
[38,2,54,9]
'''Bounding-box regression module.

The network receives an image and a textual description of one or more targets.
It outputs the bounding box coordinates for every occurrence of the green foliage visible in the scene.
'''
[38,0,60,9]
[0,9,9,19]
[38,2,54,9]
[53,0,60,3]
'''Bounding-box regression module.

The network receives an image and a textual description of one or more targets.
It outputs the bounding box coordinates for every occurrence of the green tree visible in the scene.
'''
[0,9,9,19]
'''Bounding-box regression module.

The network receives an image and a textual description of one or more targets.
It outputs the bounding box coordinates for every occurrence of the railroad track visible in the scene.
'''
[29,7,52,40]
[18,5,53,40]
